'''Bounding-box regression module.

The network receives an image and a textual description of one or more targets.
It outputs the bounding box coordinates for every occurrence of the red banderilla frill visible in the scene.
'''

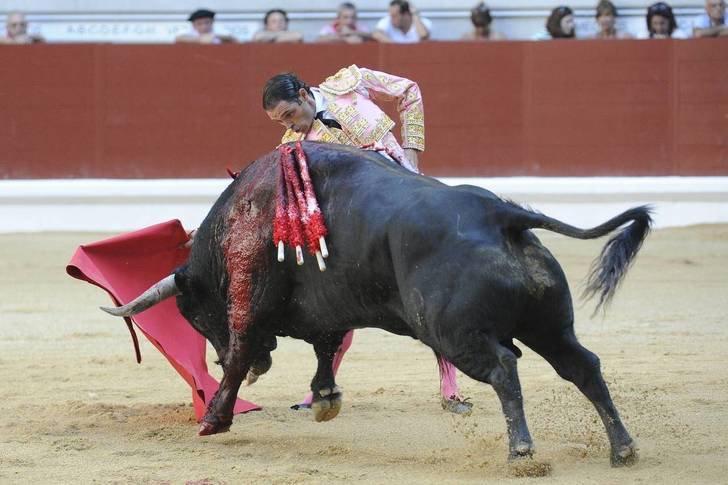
[273,143,329,271]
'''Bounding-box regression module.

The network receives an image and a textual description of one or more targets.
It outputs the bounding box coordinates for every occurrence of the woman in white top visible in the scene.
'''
[252,9,304,43]
[594,0,633,39]
[642,2,688,39]
[461,2,506,41]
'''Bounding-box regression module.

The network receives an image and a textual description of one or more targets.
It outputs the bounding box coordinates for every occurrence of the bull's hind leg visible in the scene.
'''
[448,334,534,460]
[522,329,638,467]
[199,332,251,436]
[309,333,347,422]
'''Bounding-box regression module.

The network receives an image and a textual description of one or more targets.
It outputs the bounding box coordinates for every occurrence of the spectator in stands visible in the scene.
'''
[594,0,633,38]
[1,12,44,44]
[693,0,728,37]
[461,2,506,40]
[175,9,236,44]
[373,1,432,43]
[316,2,371,43]
[533,6,576,39]
[252,9,304,43]
[644,2,687,38]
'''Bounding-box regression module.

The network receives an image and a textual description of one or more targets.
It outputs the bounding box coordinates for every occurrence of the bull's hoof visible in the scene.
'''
[441,397,473,416]
[508,441,535,461]
[245,354,273,386]
[311,386,342,422]
[611,441,638,467]
[244,369,261,386]
[198,417,232,436]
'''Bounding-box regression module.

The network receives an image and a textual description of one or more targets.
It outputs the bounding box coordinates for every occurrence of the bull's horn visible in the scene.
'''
[100,274,180,317]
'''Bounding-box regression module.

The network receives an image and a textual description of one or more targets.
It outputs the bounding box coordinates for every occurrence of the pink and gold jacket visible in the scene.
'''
[280,65,425,173]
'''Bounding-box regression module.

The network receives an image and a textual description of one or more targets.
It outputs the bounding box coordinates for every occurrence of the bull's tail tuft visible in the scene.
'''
[503,202,653,314]
[581,206,653,314]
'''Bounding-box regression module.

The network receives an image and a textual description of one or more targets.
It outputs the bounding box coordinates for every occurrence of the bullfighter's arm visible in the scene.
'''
[358,68,425,152]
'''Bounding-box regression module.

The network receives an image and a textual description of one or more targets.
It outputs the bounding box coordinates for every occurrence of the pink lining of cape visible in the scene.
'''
[66,219,260,420]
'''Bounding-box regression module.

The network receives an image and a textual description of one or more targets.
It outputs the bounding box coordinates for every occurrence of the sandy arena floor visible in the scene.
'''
[1,224,727,484]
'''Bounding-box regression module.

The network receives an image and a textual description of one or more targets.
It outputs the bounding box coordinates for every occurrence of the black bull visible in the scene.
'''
[104,142,651,466]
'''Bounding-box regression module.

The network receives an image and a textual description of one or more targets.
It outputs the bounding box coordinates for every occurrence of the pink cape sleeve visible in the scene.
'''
[66,219,260,420]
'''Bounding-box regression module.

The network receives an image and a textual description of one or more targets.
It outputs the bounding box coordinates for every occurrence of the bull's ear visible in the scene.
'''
[174,266,189,293]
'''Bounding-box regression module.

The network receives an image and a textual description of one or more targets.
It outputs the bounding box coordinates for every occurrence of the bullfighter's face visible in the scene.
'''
[266,88,316,134]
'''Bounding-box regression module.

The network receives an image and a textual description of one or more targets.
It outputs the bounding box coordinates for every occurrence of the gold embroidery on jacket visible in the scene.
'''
[319,65,362,96]
[368,115,396,144]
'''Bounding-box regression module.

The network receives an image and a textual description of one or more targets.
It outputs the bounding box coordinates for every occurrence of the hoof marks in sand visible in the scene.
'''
[441,397,473,416]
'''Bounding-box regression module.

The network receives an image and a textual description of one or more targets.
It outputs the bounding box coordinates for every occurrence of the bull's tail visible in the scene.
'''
[504,203,653,313]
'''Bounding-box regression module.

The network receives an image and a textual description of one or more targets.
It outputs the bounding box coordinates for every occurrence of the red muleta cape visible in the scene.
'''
[66,219,260,420]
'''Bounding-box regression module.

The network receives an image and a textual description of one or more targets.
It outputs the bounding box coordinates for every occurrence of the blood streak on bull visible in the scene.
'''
[222,164,273,334]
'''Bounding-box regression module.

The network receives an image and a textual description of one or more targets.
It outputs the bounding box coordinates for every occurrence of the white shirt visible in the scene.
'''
[312,88,334,121]
[693,12,728,31]
[374,16,432,43]
[637,29,688,39]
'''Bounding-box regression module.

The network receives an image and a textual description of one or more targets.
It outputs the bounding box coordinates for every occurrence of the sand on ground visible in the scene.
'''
[1,224,727,484]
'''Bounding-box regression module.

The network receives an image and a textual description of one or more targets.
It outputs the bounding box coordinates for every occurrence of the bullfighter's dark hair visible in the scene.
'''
[546,5,575,38]
[389,0,412,15]
[262,73,313,110]
[596,0,618,18]
[263,8,289,26]
[471,2,493,28]
[646,2,677,37]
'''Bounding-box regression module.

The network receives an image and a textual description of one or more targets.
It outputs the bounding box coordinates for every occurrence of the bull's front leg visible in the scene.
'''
[199,332,251,436]
[310,333,347,422]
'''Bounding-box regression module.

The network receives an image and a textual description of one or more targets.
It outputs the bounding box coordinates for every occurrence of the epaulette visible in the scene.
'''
[280,129,303,145]
[319,65,362,96]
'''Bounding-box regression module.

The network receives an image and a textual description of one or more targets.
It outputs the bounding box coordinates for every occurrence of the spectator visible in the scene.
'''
[461,2,506,40]
[644,2,687,38]
[693,0,728,37]
[316,2,371,43]
[594,0,633,38]
[533,6,576,39]
[252,9,304,43]
[373,1,432,43]
[175,9,236,44]
[1,12,44,44]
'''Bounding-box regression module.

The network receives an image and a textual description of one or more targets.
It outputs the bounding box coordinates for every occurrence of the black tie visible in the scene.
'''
[315,111,342,130]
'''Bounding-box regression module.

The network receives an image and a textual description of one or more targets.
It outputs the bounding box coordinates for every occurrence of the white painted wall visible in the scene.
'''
[2,177,726,232]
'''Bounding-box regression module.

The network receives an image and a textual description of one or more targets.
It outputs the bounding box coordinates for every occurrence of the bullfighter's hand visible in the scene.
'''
[405,148,420,171]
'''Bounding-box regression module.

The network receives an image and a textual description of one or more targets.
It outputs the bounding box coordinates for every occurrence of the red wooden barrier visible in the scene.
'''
[0,40,726,178]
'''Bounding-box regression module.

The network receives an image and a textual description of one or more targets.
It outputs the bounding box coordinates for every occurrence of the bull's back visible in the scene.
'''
[379,184,572,338]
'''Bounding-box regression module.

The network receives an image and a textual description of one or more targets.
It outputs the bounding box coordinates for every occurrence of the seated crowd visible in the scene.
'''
[2,0,727,45]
